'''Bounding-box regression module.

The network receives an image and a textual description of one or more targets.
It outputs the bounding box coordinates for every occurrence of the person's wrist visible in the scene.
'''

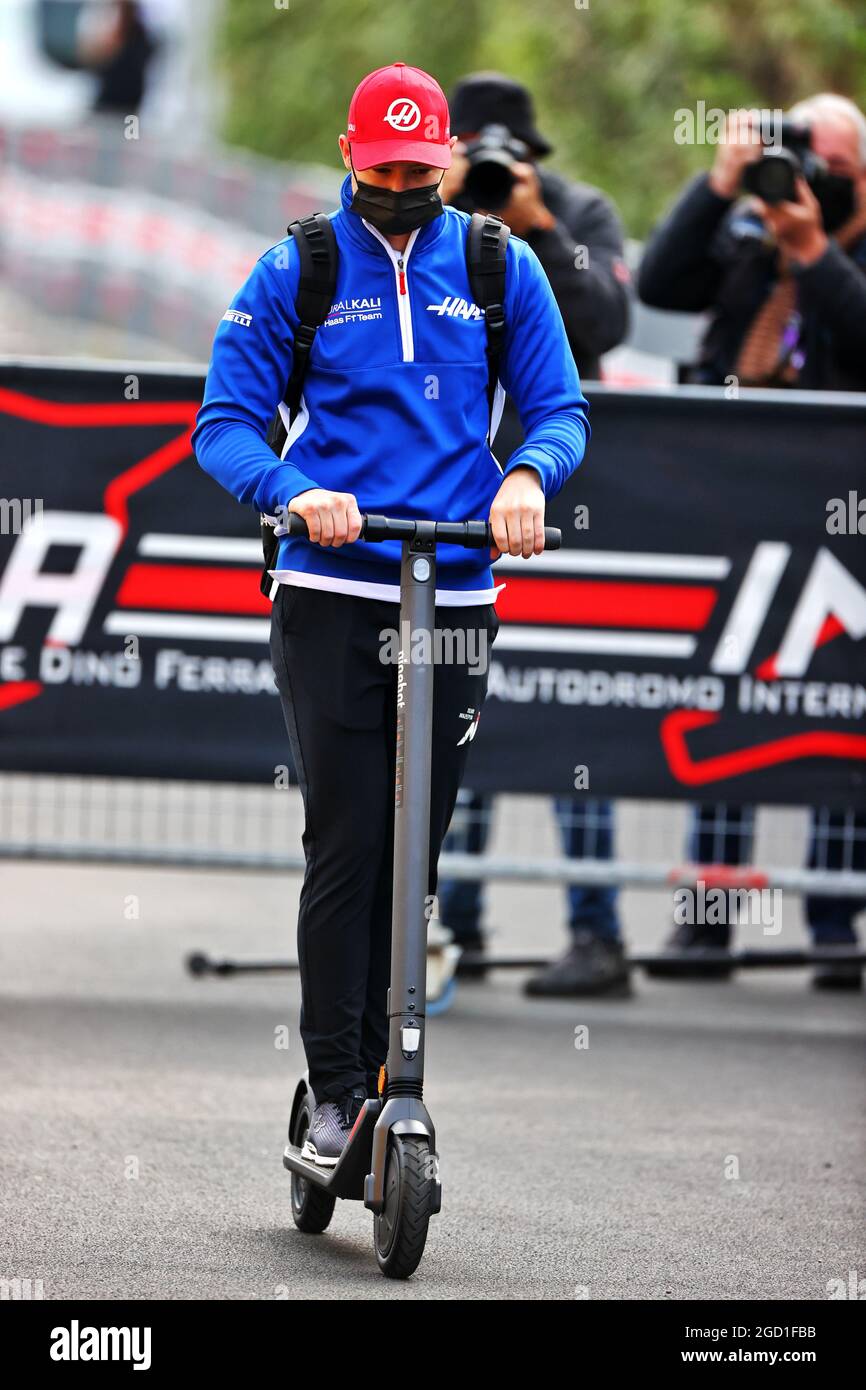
[787,229,828,269]
[505,462,544,491]
[708,167,740,201]
[528,207,556,234]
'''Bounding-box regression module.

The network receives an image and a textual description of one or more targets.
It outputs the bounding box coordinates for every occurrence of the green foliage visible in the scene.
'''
[218,0,866,237]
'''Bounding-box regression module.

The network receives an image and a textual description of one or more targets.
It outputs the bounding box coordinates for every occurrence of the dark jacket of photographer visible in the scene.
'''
[637,173,866,391]
[455,169,630,381]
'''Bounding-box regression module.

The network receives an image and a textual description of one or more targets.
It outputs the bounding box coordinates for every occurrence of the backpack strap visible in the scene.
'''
[466,212,510,433]
[261,212,338,598]
[267,212,338,449]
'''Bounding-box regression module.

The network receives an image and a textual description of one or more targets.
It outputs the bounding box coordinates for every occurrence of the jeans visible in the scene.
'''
[689,804,865,945]
[438,792,622,944]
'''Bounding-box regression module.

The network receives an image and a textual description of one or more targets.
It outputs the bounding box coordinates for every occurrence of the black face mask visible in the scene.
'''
[349,166,445,235]
[814,172,856,233]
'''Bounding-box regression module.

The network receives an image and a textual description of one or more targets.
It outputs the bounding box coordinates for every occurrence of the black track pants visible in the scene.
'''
[270,583,498,1101]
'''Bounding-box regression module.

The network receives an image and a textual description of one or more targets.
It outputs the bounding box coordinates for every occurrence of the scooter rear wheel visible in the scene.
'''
[374,1135,433,1278]
[290,1100,336,1234]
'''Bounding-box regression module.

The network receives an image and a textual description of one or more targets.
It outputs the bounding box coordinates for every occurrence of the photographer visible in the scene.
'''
[639,93,866,988]
[638,94,866,390]
[442,72,630,379]
[436,73,631,999]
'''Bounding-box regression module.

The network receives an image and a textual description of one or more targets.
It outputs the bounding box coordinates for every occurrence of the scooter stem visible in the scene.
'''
[385,523,437,1098]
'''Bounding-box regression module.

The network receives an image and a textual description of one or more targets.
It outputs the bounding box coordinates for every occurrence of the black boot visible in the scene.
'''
[643,921,733,979]
[524,930,632,998]
[811,959,862,991]
[452,931,489,980]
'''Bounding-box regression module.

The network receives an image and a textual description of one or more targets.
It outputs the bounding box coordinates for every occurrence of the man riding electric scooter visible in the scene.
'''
[193,63,589,1178]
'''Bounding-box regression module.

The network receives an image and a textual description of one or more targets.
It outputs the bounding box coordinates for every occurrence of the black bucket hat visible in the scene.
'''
[448,72,553,156]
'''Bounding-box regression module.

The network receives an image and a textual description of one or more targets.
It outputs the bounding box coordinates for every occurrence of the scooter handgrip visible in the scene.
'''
[433,520,490,547]
[361,514,390,542]
[481,523,562,551]
[286,512,402,543]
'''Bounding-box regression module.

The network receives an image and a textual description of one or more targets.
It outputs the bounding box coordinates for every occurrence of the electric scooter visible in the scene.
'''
[280,512,561,1278]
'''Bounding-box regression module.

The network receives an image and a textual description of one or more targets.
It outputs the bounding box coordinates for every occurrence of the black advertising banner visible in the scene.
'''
[0,364,864,805]
[472,386,866,806]
[0,363,276,784]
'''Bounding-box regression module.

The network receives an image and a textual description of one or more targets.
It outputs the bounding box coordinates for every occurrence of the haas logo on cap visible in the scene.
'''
[384,98,421,131]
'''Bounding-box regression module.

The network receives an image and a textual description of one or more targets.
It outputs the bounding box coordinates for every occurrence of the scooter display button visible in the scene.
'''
[400,1021,421,1057]
[411,556,431,582]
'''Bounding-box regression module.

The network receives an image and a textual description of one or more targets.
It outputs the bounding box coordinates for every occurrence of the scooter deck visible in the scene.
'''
[283,1098,381,1201]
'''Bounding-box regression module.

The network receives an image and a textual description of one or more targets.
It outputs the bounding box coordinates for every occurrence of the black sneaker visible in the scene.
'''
[524,931,632,998]
[452,932,489,980]
[643,921,733,979]
[301,1087,366,1168]
[811,960,862,991]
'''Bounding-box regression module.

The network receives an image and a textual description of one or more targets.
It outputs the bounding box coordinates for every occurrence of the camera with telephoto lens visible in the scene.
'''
[741,120,821,203]
[463,124,532,210]
[741,119,856,232]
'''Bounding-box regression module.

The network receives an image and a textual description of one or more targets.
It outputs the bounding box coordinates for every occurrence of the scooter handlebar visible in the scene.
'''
[286,511,561,551]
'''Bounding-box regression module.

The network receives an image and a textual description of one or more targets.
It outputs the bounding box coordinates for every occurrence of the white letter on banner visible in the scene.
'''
[776,550,866,678]
[710,542,790,674]
[0,511,121,645]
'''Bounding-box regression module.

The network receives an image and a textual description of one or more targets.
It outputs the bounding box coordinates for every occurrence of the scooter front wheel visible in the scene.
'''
[374,1135,433,1278]
[290,1099,336,1234]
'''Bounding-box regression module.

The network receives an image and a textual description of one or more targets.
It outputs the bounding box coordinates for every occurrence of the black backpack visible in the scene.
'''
[259,210,510,597]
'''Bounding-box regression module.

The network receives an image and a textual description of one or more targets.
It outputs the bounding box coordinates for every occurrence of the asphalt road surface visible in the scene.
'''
[1,859,864,1301]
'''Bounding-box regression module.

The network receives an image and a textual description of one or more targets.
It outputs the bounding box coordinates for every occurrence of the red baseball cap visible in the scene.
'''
[346,62,452,171]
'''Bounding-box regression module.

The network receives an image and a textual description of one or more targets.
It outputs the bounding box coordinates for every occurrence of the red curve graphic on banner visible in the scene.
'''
[0,387,198,539]
[660,709,866,786]
[0,389,199,713]
[0,387,197,430]
[103,430,196,535]
[0,681,43,712]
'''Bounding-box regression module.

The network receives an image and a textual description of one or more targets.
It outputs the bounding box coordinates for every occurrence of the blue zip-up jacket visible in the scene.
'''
[192,174,590,598]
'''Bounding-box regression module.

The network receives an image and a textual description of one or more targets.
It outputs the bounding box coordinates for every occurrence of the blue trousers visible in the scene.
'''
[689,804,865,944]
[438,791,622,943]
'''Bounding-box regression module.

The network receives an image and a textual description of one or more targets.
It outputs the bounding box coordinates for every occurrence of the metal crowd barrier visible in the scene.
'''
[2,774,864,899]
